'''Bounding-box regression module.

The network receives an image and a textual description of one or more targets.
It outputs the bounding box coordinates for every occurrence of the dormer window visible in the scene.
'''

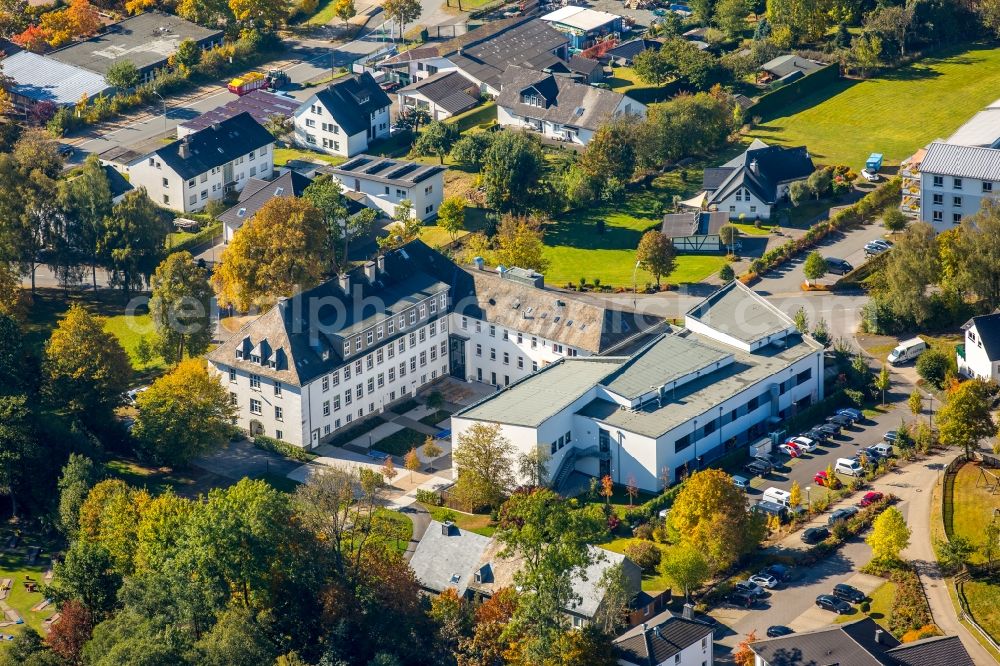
[522,93,542,107]
[236,350,243,359]
[250,354,261,364]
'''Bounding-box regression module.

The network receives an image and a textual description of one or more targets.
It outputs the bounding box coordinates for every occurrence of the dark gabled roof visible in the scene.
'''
[605,38,661,61]
[886,635,976,666]
[217,171,313,227]
[312,72,392,137]
[179,89,299,135]
[397,70,480,115]
[207,240,475,386]
[497,64,632,132]
[963,312,1000,360]
[761,54,823,78]
[156,112,273,181]
[613,611,714,666]
[102,165,134,199]
[702,167,734,191]
[708,145,814,206]
[750,617,895,666]
[568,55,602,76]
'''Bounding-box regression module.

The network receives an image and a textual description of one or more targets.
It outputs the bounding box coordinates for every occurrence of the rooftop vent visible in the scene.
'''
[237,207,247,218]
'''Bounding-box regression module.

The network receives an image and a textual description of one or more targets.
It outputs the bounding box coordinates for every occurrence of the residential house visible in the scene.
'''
[178,89,300,138]
[540,6,623,50]
[409,520,651,629]
[293,72,391,157]
[496,64,645,145]
[319,155,445,221]
[916,141,1000,231]
[759,54,823,84]
[451,280,824,492]
[127,112,274,212]
[749,617,974,666]
[699,139,815,219]
[661,210,730,253]
[613,607,715,666]
[218,170,314,243]
[958,312,1000,382]
[206,240,655,447]
[377,16,570,96]
[396,70,481,121]
[604,38,661,66]
[567,55,604,84]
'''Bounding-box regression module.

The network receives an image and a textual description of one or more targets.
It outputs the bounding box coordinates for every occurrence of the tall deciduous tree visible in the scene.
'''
[382,0,420,40]
[0,394,36,517]
[57,454,100,539]
[636,230,676,288]
[803,251,828,286]
[874,364,891,406]
[867,506,910,563]
[452,423,516,511]
[44,305,131,425]
[950,202,1000,309]
[51,540,123,618]
[229,0,289,32]
[59,154,114,290]
[213,197,327,310]
[714,0,751,37]
[667,468,766,571]
[333,0,356,27]
[133,359,235,467]
[149,252,213,364]
[437,196,466,241]
[482,131,545,212]
[659,543,709,600]
[632,48,672,85]
[493,214,549,273]
[578,118,637,183]
[413,121,458,164]
[937,378,998,457]
[105,59,140,90]
[99,189,167,300]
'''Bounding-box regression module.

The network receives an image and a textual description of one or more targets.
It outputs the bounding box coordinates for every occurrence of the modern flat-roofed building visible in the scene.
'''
[540,6,622,50]
[451,280,824,492]
[319,155,445,220]
[2,50,112,108]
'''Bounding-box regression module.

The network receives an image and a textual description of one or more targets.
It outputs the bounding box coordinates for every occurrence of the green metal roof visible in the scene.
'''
[601,335,730,400]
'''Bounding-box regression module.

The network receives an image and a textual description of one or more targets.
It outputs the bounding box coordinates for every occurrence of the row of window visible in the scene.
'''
[729,205,757,214]
[931,210,963,224]
[930,175,993,192]
[459,317,576,355]
[548,430,573,455]
[319,365,449,432]
[345,306,446,358]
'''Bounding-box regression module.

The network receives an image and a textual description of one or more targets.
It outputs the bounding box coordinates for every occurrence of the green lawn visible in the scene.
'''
[961,579,1000,645]
[423,504,496,537]
[418,410,452,427]
[374,508,414,554]
[272,147,347,168]
[836,580,895,624]
[103,312,166,373]
[601,537,672,591]
[751,44,1000,170]
[949,462,1000,566]
[0,534,58,637]
[373,427,426,456]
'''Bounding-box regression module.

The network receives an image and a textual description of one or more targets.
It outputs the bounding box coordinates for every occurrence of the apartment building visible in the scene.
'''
[917,141,1000,231]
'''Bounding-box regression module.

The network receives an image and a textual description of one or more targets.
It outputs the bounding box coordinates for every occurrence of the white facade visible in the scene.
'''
[330,169,444,221]
[958,319,1000,382]
[293,97,390,158]
[129,144,272,213]
[712,186,773,220]
[919,170,993,232]
[496,96,644,146]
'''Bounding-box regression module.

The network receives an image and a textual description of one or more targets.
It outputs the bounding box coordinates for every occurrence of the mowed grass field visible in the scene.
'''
[751,44,1000,170]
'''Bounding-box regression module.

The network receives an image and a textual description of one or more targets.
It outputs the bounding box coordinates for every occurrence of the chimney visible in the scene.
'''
[212,122,221,132]
[473,256,485,271]
[338,273,350,293]
[364,261,376,283]
[376,254,385,273]
[640,623,647,633]
[682,603,694,620]
[178,138,189,159]
[442,520,455,535]
[875,629,884,644]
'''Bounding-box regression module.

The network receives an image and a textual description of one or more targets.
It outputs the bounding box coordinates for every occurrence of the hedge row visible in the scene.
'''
[623,483,685,524]
[253,435,318,463]
[743,178,902,281]
[168,222,222,257]
[833,248,892,290]
[746,63,841,120]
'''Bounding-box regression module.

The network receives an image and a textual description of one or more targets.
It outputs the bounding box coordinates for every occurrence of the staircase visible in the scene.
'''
[551,446,611,494]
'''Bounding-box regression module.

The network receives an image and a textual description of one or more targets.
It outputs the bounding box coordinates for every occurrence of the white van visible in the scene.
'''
[762,487,792,507]
[887,337,927,365]
[834,457,864,477]
[871,442,895,458]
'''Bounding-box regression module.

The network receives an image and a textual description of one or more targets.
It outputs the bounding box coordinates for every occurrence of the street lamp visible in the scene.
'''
[632,259,642,301]
[805,486,812,514]
[150,90,167,131]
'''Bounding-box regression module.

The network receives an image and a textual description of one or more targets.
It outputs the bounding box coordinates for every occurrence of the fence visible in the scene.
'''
[745,63,841,120]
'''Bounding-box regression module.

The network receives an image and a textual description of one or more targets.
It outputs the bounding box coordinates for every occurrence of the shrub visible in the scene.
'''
[889,568,932,636]
[633,522,654,540]
[916,348,951,388]
[624,540,662,572]
[415,489,442,506]
[860,600,871,613]
[253,435,316,463]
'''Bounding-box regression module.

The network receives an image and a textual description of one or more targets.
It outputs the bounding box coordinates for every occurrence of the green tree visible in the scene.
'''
[806,168,832,199]
[788,179,810,206]
[803,251,828,285]
[105,59,140,90]
[719,264,735,282]
[719,224,738,252]
[44,305,130,425]
[632,48,672,85]
[915,348,951,389]
[516,448,550,488]
[173,38,201,68]
[229,0,289,32]
[981,520,1000,571]
[950,202,1000,309]
[938,379,998,457]
[593,563,632,634]
[874,364,891,406]
[636,230,676,288]
[689,0,715,24]
[51,540,123,618]
[482,131,545,212]
[194,605,279,666]
[58,154,113,290]
[667,469,766,571]
[303,173,349,270]
[437,196,466,241]
[789,480,801,508]
[413,121,458,164]
[715,0,751,37]
[935,535,976,574]
[0,394,37,517]
[659,543,709,600]
[908,389,923,418]
[333,0,355,27]
[450,132,494,170]
[149,252,213,365]
[493,214,549,273]
[883,209,908,232]
[849,33,884,77]
[99,189,167,300]
[452,423,516,511]
[867,506,910,563]
[793,306,808,333]
[495,488,603,663]
[58,454,99,539]
[879,221,939,325]
[578,118,637,183]
[382,0,420,40]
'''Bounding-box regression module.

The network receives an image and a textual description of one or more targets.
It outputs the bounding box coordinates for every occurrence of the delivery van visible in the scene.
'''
[887,337,926,365]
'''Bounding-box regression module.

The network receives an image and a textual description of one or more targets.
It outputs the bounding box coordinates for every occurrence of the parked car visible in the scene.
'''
[838,408,863,422]
[58,144,75,157]
[835,457,864,476]
[883,431,900,444]
[827,506,860,526]
[813,470,831,486]
[805,427,830,443]
[778,442,801,457]
[735,581,766,598]
[825,258,853,275]
[752,500,789,523]
[860,168,880,182]
[817,423,841,438]
[764,564,791,581]
[767,625,794,638]
[787,436,817,452]
[749,573,780,589]
[727,590,756,608]
[126,386,150,405]
[816,594,852,614]
[732,475,750,491]
[858,491,884,507]
[833,583,866,604]
[864,241,887,256]
[745,460,771,477]
[802,526,829,544]
[826,414,854,428]
[871,442,895,458]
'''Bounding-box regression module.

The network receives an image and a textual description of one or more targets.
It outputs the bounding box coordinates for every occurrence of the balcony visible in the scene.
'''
[957,343,965,360]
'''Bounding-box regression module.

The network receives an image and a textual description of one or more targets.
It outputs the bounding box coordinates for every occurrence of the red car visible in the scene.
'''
[858,491,884,507]
[813,470,830,486]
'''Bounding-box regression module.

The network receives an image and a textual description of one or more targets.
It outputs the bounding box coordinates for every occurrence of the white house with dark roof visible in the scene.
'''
[613,608,714,666]
[450,280,824,492]
[958,312,1000,382]
[396,70,481,121]
[319,155,445,220]
[127,112,274,212]
[699,139,814,219]
[293,72,391,157]
[218,170,313,243]
[410,520,646,628]
[496,64,645,145]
